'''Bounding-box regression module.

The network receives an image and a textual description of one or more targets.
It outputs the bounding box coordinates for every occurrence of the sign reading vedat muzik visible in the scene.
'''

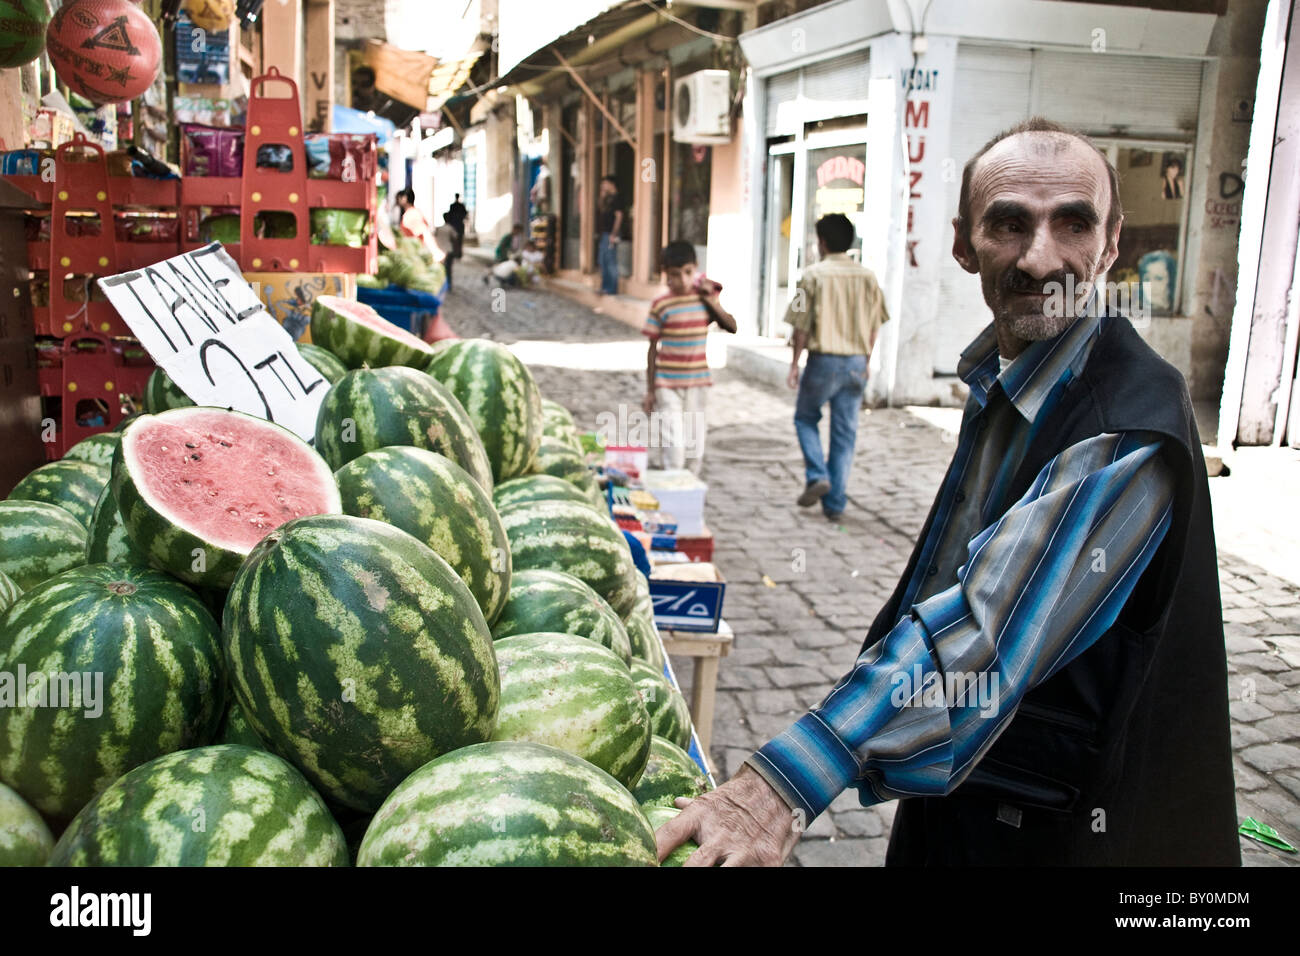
[97,243,329,442]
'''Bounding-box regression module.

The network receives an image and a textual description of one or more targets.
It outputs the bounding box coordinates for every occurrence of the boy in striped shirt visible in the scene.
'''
[642,242,736,473]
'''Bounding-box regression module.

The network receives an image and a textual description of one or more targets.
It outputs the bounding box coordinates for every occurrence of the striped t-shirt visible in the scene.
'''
[643,293,712,388]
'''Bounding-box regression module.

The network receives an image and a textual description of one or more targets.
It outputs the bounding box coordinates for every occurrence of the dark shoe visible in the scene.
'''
[824,510,844,521]
[797,479,831,507]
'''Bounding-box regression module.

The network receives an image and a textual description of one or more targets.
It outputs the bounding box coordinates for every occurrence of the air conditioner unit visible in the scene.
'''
[673,70,732,144]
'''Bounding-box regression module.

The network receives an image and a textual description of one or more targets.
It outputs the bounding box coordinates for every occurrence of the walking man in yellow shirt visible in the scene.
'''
[787,214,890,519]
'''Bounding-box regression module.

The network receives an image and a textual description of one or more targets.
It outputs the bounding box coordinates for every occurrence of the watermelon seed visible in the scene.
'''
[185,442,196,449]
[191,453,201,461]
[219,440,232,447]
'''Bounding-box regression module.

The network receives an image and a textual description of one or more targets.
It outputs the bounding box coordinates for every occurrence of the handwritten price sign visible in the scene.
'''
[98,244,329,442]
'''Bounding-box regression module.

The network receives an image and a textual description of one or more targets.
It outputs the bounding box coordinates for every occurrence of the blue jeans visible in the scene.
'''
[598,232,619,294]
[794,353,867,515]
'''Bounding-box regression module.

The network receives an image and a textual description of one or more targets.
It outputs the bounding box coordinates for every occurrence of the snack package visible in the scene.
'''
[181,125,244,177]
[310,208,368,247]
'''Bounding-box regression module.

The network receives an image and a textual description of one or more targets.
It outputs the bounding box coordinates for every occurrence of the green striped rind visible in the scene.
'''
[297,342,349,384]
[314,366,493,491]
[310,295,435,370]
[425,339,544,484]
[357,741,656,867]
[216,702,264,749]
[143,368,194,413]
[530,439,595,493]
[113,407,344,590]
[643,804,697,867]
[0,500,87,590]
[85,484,148,565]
[498,499,639,618]
[633,736,711,809]
[492,633,649,788]
[223,514,500,813]
[630,660,692,749]
[492,474,600,512]
[626,607,666,670]
[335,447,511,625]
[7,459,108,528]
[48,745,348,866]
[0,563,225,822]
[540,399,575,428]
[541,417,583,454]
[0,781,54,866]
[64,433,120,469]
[491,569,631,664]
[0,570,19,614]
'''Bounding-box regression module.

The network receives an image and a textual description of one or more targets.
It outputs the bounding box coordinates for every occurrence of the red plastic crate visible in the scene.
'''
[42,333,153,460]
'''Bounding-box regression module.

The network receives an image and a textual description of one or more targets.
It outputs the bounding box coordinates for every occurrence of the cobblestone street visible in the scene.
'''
[443,260,1300,866]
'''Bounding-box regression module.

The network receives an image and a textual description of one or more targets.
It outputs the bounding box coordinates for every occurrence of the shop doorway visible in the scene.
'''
[763,123,868,336]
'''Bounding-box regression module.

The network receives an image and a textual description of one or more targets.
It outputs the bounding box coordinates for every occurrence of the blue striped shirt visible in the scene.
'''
[748,314,1175,820]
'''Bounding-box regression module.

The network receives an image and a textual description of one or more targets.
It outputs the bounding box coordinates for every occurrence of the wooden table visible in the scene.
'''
[659,619,733,755]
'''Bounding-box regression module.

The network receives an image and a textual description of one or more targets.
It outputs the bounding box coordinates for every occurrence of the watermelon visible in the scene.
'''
[630,660,692,749]
[0,0,50,70]
[530,438,595,492]
[314,366,493,490]
[7,459,108,528]
[0,500,87,590]
[357,741,656,867]
[85,484,147,565]
[542,417,583,454]
[112,406,343,589]
[491,569,631,664]
[540,398,575,428]
[143,367,194,413]
[0,563,225,822]
[223,514,500,813]
[335,447,511,625]
[310,294,435,370]
[297,341,348,384]
[492,474,600,512]
[498,499,639,618]
[625,610,665,670]
[0,781,53,866]
[49,745,348,866]
[493,632,650,788]
[63,432,120,469]
[0,570,19,613]
[216,701,263,749]
[633,736,711,809]
[643,804,698,867]
[424,339,543,483]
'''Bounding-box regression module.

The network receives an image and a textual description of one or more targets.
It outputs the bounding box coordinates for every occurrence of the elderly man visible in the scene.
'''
[657,118,1239,866]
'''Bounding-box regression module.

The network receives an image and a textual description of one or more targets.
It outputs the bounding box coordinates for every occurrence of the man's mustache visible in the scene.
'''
[998,269,1082,295]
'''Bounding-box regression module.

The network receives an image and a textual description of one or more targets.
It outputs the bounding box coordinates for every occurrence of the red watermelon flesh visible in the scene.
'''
[46,0,162,106]
[122,407,340,554]
[324,296,429,349]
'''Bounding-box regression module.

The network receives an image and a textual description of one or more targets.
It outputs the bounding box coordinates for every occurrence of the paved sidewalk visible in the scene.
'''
[441,262,1300,867]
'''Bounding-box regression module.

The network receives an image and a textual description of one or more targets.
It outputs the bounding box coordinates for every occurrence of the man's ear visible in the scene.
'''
[1098,215,1123,274]
[952,218,979,274]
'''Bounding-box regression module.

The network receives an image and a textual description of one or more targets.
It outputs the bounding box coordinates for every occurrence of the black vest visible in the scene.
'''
[875,315,1239,866]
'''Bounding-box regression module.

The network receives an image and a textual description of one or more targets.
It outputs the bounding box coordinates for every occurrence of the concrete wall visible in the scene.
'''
[468,93,518,244]
[1178,0,1270,402]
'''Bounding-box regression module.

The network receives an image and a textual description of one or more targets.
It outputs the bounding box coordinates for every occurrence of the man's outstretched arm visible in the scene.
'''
[656,431,1174,864]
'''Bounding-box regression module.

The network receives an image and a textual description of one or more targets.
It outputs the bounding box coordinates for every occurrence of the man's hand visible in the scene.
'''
[641,391,655,414]
[654,764,803,867]
[787,363,800,390]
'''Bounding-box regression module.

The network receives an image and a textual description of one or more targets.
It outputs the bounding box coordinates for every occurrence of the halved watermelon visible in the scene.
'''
[111,407,343,588]
[310,295,435,370]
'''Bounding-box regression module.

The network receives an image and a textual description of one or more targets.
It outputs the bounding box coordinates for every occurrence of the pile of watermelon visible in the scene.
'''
[0,298,709,867]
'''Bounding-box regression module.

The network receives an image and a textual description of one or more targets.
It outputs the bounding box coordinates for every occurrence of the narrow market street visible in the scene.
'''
[443,259,1300,868]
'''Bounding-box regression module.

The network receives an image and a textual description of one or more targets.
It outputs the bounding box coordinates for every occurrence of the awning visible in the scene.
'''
[362,39,484,112]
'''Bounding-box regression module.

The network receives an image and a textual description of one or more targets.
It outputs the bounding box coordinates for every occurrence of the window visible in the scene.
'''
[1100,141,1192,317]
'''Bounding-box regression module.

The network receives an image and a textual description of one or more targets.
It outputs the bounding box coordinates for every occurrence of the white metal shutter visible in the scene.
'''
[764,48,870,137]
[1032,50,1203,137]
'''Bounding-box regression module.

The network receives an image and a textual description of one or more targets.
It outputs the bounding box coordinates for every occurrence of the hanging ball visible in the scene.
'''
[0,0,51,69]
[45,0,163,106]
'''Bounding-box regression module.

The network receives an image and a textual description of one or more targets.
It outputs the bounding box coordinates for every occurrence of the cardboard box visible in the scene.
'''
[648,562,725,633]
[642,469,707,535]
[243,272,356,343]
